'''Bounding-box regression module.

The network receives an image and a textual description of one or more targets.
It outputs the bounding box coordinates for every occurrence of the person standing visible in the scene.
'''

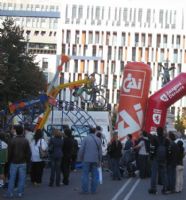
[0,134,8,188]
[148,127,169,194]
[175,140,185,193]
[61,128,74,185]
[166,132,179,193]
[4,125,31,198]
[109,131,122,180]
[70,135,79,171]
[78,127,102,194]
[48,129,63,187]
[134,131,150,179]
[30,129,48,186]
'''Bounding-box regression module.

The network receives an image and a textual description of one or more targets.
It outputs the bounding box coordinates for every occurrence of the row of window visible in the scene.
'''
[65,5,177,28]
[0,2,59,12]
[63,30,185,48]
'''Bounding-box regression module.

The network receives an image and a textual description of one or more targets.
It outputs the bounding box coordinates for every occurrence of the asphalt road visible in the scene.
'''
[0,163,185,200]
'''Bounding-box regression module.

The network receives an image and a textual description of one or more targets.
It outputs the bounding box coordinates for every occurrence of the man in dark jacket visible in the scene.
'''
[4,125,31,198]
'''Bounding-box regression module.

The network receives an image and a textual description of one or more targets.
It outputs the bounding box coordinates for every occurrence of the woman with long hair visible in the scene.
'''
[30,129,48,185]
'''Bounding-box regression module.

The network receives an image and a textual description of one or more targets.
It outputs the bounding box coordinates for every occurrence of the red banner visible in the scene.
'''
[144,73,186,133]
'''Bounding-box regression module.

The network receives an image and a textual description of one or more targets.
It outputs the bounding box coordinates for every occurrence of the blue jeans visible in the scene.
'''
[81,162,98,193]
[167,164,176,191]
[7,163,27,196]
[49,158,61,186]
[150,159,167,191]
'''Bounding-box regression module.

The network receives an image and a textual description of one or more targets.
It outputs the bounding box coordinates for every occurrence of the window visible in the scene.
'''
[88,31,93,44]
[66,30,71,43]
[113,75,117,89]
[34,31,39,36]
[83,45,87,56]
[107,46,112,60]
[176,35,180,47]
[111,61,115,73]
[75,31,80,44]
[141,33,145,46]
[148,34,152,46]
[41,31,46,36]
[95,6,100,20]
[173,49,178,62]
[121,32,126,46]
[135,33,139,46]
[106,32,110,45]
[72,5,77,19]
[112,32,117,46]
[92,45,97,56]
[72,45,77,55]
[132,47,136,61]
[138,8,142,23]
[94,61,98,73]
[157,34,161,47]
[163,35,167,47]
[118,47,123,60]
[74,60,78,72]
[160,49,164,62]
[95,31,99,43]
[123,8,128,22]
[78,5,83,19]
[42,58,48,70]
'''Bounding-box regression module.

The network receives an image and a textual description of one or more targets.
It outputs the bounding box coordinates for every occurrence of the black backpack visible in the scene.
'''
[156,138,166,162]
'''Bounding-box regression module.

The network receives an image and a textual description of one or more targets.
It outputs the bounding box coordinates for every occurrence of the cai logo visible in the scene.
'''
[160,94,169,102]
[152,109,162,125]
[122,69,145,98]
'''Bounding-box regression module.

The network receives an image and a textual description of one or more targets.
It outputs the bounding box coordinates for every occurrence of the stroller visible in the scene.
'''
[119,149,136,178]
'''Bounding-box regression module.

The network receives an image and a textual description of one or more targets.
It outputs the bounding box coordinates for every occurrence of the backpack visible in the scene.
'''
[156,138,166,162]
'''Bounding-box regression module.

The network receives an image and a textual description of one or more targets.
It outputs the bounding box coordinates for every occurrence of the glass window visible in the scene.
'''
[96,6,100,20]
[95,31,99,43]
[108,46,112,60]
[72,5,77,19]
[121,32,125,46]
[92,45,97,56]
[74,60,78,72]
[72,45,77,55]
[78,5,83,19]
[88,31,93,44]
[112,32,117,46]
[75,31,80,44]
[42,58,48,70]
[66,30,71,43]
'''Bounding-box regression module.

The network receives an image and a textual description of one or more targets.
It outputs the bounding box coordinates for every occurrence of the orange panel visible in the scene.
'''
[82,31,86,45]
[80,61,84,73]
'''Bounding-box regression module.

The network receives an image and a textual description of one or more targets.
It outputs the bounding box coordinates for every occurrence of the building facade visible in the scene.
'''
[1,0,186,117]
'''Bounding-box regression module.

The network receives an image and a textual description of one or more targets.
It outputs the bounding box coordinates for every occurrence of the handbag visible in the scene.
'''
[39,139,48,159]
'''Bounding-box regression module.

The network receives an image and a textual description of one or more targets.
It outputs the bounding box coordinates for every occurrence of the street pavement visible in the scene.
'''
[0,163,185,200]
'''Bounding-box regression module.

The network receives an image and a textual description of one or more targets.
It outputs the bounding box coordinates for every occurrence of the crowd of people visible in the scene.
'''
[0,125,78,198]
[107,127,185,195]
[0,124,185,197]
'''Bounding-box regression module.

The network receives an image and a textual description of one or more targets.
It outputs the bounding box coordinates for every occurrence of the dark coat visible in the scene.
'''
[49,137,63,159]
[8,135,31,164]
[109,140,122,159]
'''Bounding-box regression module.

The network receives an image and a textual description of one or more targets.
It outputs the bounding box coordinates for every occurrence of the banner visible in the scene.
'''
[116,62,151,140]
